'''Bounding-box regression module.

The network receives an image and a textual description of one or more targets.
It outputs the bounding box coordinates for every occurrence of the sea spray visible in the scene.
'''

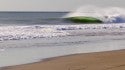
[65,5,125,23]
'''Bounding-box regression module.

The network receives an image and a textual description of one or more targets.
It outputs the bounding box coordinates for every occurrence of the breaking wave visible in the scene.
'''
[65,5,125,23]
[0,24,125,41]
[0,25,69,41]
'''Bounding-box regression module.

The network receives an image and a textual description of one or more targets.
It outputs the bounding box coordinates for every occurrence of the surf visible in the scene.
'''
[0,24,125,41]
[65,5,125,23]
[0,25,69,41]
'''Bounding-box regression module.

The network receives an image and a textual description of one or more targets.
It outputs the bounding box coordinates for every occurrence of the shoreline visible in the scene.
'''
[1,49,125,70]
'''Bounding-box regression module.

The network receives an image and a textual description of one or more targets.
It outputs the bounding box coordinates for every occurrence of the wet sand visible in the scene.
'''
[1,50,125,70]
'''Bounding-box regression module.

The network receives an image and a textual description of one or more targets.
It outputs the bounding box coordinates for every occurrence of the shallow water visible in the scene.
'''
[1,33,125,67]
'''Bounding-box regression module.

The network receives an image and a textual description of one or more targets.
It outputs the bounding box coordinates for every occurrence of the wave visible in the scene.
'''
[0,24,125,41]
[65,5,125,23]
[0,25,69,41]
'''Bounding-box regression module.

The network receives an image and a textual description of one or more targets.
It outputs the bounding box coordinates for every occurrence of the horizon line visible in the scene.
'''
[0,11,70,13]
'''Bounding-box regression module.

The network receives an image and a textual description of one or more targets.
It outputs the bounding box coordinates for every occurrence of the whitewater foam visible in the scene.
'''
[0,25,69,41]
[0,24,125,41]
[65,5,125,23]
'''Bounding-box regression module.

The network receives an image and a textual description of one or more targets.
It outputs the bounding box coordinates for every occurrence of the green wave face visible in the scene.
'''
[66,16,103,23]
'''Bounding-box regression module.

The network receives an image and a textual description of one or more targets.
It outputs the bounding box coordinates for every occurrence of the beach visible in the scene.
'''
[0,11,125,70]
[0,12,125,70]
[1,27,125,69]
[1,50,125,70]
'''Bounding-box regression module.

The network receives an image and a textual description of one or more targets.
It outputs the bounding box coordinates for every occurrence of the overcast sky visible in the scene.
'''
[0,0,124,11]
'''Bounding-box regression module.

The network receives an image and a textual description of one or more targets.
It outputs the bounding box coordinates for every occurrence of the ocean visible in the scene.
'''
[1,9,125,67]
[0,12,69,26]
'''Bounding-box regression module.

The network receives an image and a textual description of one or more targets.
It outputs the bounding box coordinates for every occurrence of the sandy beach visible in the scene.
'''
[1,50,125,70]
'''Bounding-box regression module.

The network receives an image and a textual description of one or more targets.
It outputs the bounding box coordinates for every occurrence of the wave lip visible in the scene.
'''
[0,26,69,41]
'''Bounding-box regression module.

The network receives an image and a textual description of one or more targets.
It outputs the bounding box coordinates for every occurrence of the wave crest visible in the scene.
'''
[65,5,125,23]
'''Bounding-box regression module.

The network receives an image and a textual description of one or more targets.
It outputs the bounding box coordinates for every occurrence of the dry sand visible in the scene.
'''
[1,50,125,70]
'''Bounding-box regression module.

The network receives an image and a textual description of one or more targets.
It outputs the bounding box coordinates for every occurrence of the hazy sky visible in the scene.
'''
[0,0,124,11]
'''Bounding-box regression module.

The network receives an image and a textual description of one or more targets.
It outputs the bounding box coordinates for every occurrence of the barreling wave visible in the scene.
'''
[65,5,125,23]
